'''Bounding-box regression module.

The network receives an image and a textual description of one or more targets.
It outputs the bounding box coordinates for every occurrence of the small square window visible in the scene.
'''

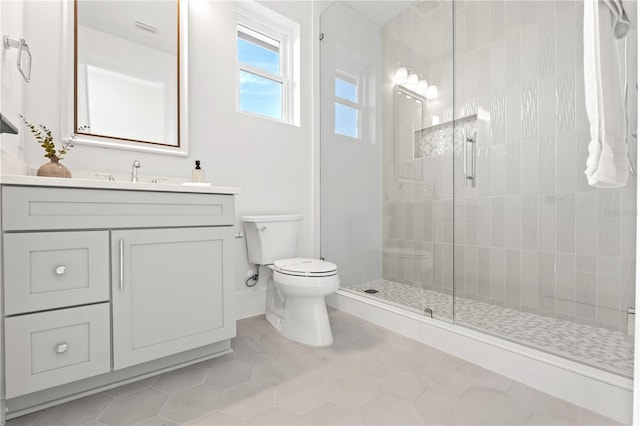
[334,72,361,139]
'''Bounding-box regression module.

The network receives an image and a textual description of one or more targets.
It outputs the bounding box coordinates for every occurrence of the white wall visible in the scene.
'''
[15,0,315,318]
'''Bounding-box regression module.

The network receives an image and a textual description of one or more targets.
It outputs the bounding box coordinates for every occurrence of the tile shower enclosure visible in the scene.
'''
[379,1,637,333]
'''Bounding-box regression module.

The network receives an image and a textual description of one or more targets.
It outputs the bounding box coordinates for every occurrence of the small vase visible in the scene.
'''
[37,157,72,178]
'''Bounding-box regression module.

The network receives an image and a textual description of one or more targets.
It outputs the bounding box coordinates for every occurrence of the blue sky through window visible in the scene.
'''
[335,103,358,138]
[238,32,282,119]
[237,38,280,75]
[334,76,359,138]
[239,71,282,120]
[335,77,357,102]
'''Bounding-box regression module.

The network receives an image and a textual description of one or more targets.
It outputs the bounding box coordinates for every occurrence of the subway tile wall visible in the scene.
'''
[380,1,637,332]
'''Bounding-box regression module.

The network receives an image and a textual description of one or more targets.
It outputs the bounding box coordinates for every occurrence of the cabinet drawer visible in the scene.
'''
[2,186,235,230]
[5,303,111,398]
[4,231,109,315]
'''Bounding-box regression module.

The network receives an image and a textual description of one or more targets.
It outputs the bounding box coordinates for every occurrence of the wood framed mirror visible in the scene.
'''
[70,0,188,156]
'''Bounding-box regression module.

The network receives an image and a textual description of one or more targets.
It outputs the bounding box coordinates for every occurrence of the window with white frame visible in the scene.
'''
[235,3,299,125]
[334,71,361,139]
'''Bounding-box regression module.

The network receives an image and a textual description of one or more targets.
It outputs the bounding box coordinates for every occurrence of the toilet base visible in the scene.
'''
[265,311,283,333]
[281,295,333,347]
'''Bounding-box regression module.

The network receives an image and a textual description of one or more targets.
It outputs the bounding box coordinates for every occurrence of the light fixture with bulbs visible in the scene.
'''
[394,67,408,85]
[394,65,438,100]
[417,79,429,93]
[426,84,438,100]
[407,73,419,88]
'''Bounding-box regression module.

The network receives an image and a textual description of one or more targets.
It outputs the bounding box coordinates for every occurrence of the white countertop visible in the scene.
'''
[0,175,241,195]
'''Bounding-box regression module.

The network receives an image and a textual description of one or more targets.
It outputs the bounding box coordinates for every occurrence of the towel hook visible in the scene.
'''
[2,35,32,83]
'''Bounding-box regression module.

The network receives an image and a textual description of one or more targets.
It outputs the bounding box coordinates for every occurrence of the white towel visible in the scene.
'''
[605,0,632,39]
[584,0,630,188]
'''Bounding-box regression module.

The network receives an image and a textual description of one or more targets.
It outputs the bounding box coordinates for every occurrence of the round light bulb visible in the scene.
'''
[394,67,408,85]
[417,79,429,94]
[407,73,419,88]
[426,84,438,100]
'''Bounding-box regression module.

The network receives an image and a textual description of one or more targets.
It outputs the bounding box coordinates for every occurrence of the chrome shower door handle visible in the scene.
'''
[469,133,477,188]
[462,128,468,184]
[461,127,477,188]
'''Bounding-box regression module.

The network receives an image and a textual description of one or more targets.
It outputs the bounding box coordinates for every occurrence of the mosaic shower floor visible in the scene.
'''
[348,279,634,378]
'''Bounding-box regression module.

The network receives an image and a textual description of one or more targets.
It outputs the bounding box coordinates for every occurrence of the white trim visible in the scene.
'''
[238,24,280,52]
[235,1,299,126]
[328,290,633,425]
[62,0,189,157]
[634,17,640,423]
[239,64,285,85]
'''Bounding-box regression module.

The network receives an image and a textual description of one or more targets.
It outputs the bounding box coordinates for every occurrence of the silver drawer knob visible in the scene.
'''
[56,343,68,354]
[55,266,67,275]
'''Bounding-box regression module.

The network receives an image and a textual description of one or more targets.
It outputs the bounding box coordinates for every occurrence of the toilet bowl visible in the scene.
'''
[241,215,340,347]
[272,258,339,346]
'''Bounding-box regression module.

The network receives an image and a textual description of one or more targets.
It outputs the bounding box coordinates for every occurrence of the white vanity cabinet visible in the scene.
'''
[0,180,237,409]
[112,226,233,369]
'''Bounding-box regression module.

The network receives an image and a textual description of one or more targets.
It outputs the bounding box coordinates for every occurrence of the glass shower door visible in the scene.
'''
[319,2,384,298]
[450,1,636,377]
[319,0,456,323]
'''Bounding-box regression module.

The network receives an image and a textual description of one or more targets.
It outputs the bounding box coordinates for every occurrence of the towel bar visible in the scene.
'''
[2,35,31,83]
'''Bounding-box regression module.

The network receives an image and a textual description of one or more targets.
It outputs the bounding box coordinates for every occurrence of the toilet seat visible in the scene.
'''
[274,258,337,277]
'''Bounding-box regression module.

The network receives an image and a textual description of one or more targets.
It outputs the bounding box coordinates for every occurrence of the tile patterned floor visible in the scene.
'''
[349,279,635,378]
[7,310,621,426]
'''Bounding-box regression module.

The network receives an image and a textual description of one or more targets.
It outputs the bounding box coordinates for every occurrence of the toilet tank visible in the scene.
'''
[241,214,303,265]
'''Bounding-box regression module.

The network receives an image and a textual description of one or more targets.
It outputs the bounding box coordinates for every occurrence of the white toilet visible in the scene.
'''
[241,215,340,347]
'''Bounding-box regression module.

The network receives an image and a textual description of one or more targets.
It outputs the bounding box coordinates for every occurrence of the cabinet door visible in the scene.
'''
[111,227,234,369]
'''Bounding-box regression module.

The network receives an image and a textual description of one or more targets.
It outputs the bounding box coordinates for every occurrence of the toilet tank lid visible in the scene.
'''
[241,214,303,223]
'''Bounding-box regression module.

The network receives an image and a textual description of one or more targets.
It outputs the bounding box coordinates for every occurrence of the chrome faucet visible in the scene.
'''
[131,160,141,182]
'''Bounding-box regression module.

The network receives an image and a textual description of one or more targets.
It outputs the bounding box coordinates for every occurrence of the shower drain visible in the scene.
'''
[363,289,379,294]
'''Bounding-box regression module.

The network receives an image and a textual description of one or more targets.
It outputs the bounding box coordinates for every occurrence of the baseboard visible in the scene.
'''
[327,290,633,425]
[5,341,232,419]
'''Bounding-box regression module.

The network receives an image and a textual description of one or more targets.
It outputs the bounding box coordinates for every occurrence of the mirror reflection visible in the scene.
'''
[75,0,179,147]
[395,86,424,183]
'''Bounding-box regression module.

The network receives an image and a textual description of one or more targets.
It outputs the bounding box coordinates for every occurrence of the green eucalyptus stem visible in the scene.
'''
[19,115,83,160]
